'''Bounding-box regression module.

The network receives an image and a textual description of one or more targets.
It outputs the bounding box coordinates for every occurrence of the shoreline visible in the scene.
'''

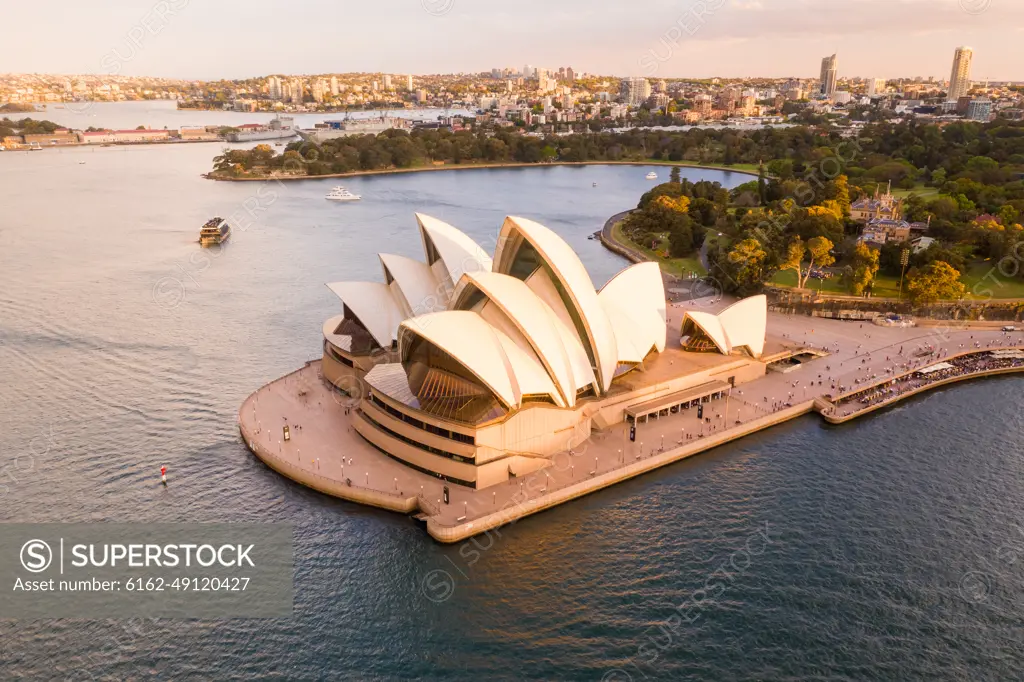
[205,160,761,182]
[238,337,1023,543]
[1,138,223,152]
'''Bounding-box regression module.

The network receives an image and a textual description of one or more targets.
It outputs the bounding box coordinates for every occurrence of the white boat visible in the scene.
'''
[325,186,361,202]
[645,171,657,180]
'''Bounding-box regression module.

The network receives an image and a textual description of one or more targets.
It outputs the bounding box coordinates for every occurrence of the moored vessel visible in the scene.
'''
[226,116,297,143]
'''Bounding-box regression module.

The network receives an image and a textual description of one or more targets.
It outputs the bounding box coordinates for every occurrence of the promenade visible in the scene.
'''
[239,304,1024,543]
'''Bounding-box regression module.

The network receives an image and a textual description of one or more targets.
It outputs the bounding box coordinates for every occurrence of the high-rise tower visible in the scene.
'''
[948,46,973,102]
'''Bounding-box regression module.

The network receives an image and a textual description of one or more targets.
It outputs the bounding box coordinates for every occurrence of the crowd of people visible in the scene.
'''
[835,349,1024,412]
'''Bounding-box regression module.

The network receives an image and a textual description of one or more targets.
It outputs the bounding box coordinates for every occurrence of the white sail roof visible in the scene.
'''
[325,215,491,350]
[680,295,767,358]
[325,213,678,418]
[326,281,403,348]
[599,262,667,362]
[494,216,619,394]
[453,270,595,407]
[400,311,560,408]
[379,253,445,318]
[415,213,493,297]
[717,295,767,358]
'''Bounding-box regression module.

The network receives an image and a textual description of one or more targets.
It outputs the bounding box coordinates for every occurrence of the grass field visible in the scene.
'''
[611,221,706,277]
[891,184,942,200]
[961,260,1024,299]
[641,159,761,175]
[769,260,1024,301]
[769,270,904,298]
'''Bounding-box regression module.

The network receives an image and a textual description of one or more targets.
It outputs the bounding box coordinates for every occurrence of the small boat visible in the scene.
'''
[592,182,598,187]
[28,143,43,152]
[199,217,230,247]
[645,171,657,180]
[326,186,361,202]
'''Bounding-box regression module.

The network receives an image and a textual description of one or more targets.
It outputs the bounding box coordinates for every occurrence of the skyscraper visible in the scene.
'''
[407,74,414,91]
[620,77,652,106]
[819,54,838,97]
[947,46,973,102]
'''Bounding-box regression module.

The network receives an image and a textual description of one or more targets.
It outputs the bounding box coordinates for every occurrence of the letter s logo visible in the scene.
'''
[20,539,52,573]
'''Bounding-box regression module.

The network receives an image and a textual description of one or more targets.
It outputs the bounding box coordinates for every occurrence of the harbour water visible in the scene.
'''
[1,135,1023,680]
[20,100,474,133]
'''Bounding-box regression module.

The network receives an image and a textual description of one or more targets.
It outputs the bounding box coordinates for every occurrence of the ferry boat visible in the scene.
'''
[645,171,658,180]
[325,186,361,202]
[199,217,230,246]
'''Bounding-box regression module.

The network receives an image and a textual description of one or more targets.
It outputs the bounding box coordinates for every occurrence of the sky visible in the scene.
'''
[2,0,1022,81]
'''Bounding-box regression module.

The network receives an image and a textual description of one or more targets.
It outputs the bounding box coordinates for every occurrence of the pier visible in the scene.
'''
[239,309,1024,543]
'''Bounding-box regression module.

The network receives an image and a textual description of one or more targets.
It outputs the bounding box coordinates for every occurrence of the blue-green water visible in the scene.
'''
[2,141,1023,681]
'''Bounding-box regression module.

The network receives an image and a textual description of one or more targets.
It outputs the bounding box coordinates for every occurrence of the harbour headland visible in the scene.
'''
[240,299,1024,543]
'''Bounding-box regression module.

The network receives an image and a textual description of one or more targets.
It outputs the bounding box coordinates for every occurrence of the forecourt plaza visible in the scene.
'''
[239,213,1024,543]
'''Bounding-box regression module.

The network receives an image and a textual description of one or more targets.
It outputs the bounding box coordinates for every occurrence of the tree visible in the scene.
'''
[825,174,851,217]
[710,238,770,295]
[906,261,966,305]
[779,236,835,288]
[848,242,880,295]
[670,166,681,183]
[668,217,697,257]
[807,200,844,221]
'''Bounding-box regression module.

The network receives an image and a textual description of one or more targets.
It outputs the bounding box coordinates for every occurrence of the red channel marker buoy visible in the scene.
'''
[161,465,167,486]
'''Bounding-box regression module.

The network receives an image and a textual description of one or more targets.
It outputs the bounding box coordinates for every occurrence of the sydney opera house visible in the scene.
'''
[322,214,769,489]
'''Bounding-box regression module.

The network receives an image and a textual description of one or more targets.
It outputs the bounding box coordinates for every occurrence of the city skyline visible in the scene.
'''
[2,0,1022,81]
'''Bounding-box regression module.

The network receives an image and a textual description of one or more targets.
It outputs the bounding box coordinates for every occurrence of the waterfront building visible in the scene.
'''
[78,129,171,144]
[820,54,838,97]
[948,46,973,102]
[321,214,768,489]
[22,131,78,146]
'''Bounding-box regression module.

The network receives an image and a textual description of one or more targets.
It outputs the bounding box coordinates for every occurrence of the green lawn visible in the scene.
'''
[770,269,904,298]
[611,221,706,277]
[641,159,761,175]
[891,184,941,200]
[961,260,1024,299]
[769,260,1024,301]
